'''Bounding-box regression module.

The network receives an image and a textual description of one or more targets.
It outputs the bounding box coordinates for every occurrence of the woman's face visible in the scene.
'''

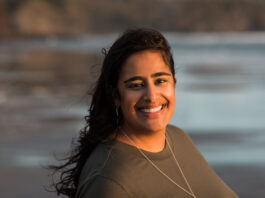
[115,50,176,133]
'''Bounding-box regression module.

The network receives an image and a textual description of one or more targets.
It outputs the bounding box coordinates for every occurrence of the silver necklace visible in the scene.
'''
[120,128,196,198]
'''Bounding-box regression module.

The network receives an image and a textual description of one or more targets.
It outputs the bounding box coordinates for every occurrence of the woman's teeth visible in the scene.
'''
[139,105,163,113]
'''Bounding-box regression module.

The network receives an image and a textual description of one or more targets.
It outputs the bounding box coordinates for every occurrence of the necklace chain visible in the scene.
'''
[120,128,196,198]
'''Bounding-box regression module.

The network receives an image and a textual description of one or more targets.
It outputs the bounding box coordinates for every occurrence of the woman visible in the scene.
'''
[50,28,238,198]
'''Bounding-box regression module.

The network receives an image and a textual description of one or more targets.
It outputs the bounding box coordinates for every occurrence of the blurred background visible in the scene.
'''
[0,0,265,197]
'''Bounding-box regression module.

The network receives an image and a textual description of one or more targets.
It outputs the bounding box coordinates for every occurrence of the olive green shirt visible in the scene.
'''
[75,125,238,198]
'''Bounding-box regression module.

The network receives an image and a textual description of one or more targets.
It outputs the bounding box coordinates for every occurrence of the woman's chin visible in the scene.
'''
[138,121,167,133]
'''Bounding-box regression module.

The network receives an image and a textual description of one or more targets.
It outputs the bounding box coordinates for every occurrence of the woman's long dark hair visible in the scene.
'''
[49,28,175,198]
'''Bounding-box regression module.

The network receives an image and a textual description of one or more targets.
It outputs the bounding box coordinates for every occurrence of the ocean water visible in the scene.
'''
[166,33,265,166]
[168,33,265,130]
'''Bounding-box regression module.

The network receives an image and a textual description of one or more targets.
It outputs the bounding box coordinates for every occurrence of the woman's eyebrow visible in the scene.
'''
[124,76,143,83]
[124,72,171,83]
[151,72,171,77]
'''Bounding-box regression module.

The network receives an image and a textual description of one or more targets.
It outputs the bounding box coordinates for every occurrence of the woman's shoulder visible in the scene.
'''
[78,142,114,186]
[166,124,191,140]
[76,142,133,198]
[166,124,198,151]
[78,140,133,186]
[166,124,183,133]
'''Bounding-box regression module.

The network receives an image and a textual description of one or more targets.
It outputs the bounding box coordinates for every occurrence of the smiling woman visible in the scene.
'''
[115,50,176,152]
[49,28,238,198]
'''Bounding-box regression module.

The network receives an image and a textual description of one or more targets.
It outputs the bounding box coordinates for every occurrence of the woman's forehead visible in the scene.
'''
[120,50,171,78]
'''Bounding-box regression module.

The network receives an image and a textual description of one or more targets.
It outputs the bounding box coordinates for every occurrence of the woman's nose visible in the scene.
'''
[143,84,157,102]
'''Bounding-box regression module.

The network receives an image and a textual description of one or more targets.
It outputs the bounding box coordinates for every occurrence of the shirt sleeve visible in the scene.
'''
[76,175,131,198]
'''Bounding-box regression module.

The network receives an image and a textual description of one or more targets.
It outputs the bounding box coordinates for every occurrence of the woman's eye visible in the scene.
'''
[127,83,144,89]
[155,78,167,85]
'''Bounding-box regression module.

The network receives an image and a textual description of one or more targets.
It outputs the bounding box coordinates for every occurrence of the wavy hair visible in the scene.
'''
[49,28,175,198]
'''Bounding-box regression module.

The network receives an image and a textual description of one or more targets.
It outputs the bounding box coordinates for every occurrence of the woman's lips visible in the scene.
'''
[139,105,162,113]
[137,104,167,117]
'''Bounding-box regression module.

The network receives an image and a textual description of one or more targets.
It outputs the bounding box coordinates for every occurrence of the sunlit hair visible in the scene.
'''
[49,28,175,197]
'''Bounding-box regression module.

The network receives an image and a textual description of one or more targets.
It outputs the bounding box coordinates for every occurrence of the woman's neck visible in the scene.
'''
[116,125,166,153]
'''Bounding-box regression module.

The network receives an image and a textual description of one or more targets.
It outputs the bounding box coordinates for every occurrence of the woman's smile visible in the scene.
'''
[136,103,168,118]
